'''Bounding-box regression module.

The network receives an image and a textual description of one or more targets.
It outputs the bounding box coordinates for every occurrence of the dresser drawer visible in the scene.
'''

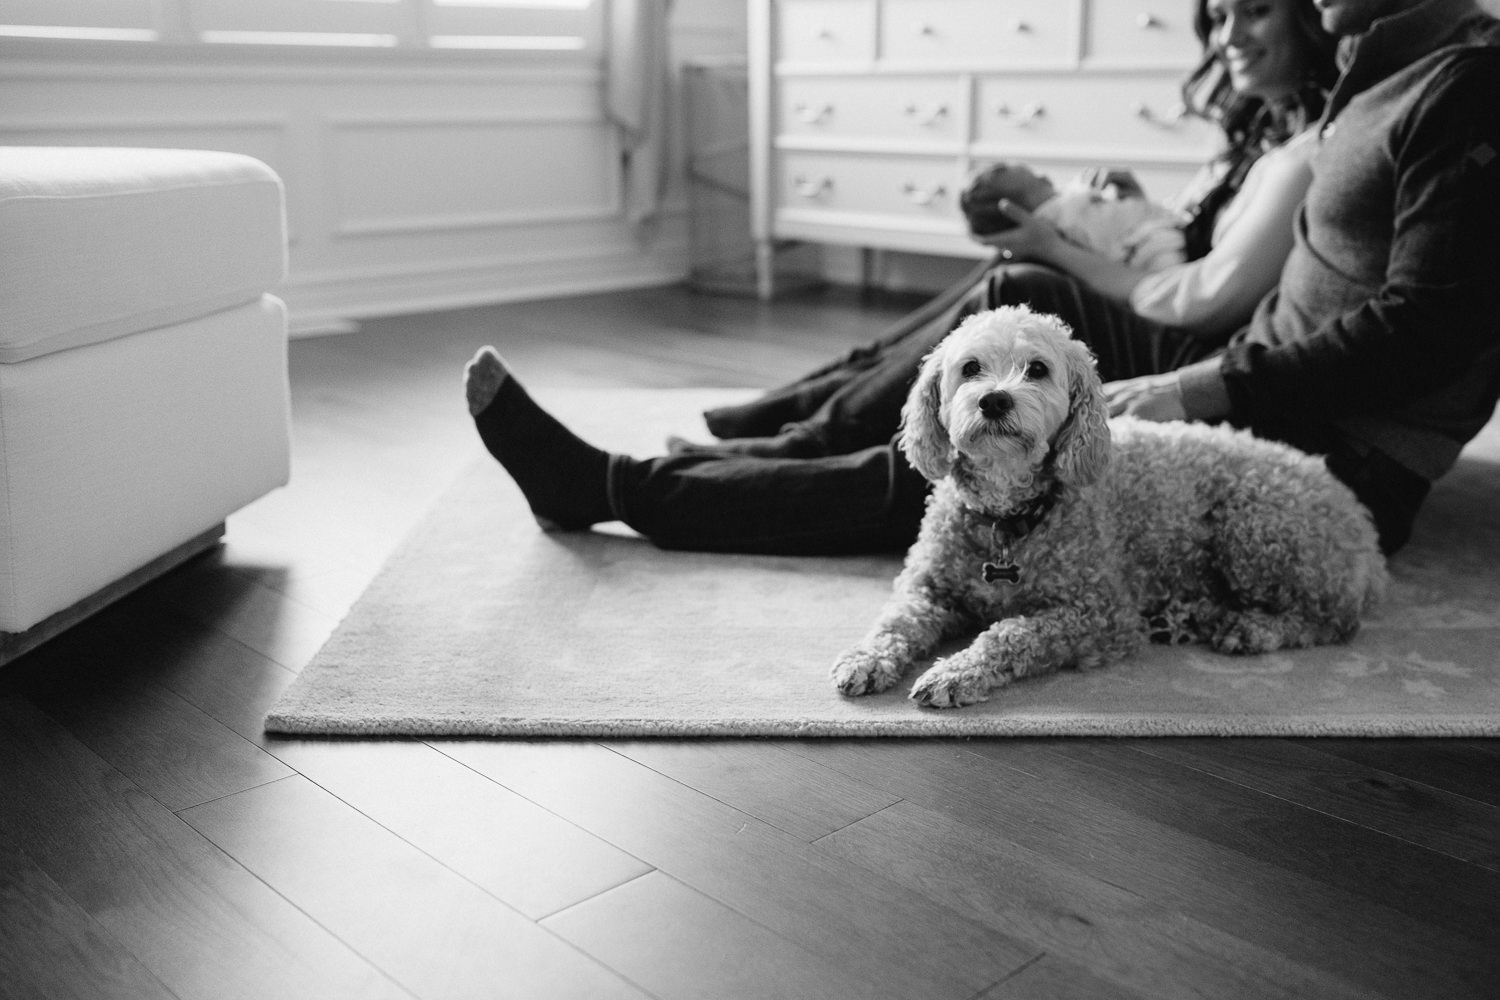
[1085,1,1202,65]
[776,0,875,65]
[776,151,965,227]
[975,74,1216,156]
[880,0,1074,66]
[778,77,965,145]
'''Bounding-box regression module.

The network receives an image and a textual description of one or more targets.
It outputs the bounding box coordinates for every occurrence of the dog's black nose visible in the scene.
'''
[980,391,1013,419]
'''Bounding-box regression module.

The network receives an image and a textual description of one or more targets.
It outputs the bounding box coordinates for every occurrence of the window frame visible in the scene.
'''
[0,0,603,56]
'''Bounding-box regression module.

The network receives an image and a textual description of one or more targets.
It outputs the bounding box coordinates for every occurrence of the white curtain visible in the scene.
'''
[605,0,673,225]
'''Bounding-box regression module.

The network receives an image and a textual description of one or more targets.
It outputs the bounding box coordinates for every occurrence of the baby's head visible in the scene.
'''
[960,163,1058,235]
[970,163,1058,210]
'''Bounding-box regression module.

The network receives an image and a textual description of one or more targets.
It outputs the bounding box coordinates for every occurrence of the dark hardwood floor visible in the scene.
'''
[2,282,1498,1000]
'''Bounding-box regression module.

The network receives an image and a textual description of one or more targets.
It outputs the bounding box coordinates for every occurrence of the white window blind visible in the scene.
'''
[427,0,595,51]
[0,0,603,52]
[0,0,157,40]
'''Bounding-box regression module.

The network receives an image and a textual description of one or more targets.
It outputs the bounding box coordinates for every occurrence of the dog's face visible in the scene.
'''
[936,314,1073,468]
[902,306,1110,502]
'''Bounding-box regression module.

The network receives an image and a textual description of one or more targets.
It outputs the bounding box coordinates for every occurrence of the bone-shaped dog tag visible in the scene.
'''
[982,561,1021,584]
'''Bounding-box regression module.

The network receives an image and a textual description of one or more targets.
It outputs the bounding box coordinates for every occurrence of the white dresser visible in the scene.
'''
[748,0,1221,297]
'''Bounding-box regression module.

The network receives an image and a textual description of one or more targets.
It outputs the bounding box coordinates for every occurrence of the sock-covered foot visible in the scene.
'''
[464,347,614,531]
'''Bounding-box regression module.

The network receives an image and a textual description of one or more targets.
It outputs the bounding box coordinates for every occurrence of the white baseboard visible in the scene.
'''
[283,231,692,336]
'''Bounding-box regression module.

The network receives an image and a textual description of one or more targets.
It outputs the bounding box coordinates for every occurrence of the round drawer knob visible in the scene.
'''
[1137,12,1162,29]
[1009,19,1031,33]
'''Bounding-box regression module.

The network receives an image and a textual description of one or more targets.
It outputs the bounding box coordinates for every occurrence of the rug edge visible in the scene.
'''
[262,711,1500,739]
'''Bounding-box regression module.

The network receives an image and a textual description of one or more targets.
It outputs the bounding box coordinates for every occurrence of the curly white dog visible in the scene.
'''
[831,306,1388,709]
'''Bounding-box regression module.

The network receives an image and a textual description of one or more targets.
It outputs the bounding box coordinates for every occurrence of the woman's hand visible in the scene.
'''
[1103,373,1186,422]
[978,198,1148,306]
[974,200,1066,265]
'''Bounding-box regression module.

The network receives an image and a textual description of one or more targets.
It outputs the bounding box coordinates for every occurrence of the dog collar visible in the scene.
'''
[979,487,1061,586]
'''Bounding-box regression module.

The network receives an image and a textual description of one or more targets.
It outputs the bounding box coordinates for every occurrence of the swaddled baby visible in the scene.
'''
[961,162,1186,273]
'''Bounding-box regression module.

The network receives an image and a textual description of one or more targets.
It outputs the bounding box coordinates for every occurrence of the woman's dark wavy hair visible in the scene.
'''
[1177,0,1340,259]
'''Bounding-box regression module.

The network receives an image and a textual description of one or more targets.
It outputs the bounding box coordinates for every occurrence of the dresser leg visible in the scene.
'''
[755,240,775,300]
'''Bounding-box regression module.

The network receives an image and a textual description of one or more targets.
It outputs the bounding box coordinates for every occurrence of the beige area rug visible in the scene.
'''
[265,389,1500,738]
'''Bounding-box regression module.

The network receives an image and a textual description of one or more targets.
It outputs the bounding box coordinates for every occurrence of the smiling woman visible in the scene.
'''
[1203,0,1322,103]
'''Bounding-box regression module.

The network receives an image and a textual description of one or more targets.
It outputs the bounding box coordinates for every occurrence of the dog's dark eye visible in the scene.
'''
[1025,360,1050,380]
[961,359,983,379]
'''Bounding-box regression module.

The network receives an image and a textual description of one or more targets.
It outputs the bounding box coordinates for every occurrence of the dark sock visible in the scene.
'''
[464,347,614,531]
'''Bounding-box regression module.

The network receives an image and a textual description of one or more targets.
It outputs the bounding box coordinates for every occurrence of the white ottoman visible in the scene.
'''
[0,147,292,662]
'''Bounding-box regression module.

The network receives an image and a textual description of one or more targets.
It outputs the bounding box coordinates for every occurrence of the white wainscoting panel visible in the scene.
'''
[326,111,620,237]
[0,31,749,335]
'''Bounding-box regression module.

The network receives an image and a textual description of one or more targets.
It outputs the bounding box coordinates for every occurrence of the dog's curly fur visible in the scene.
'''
[831,306,1388,709]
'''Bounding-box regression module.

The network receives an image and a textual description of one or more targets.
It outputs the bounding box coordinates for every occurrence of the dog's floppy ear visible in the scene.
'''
[900,343,953,480]
[1050,335,1111,487]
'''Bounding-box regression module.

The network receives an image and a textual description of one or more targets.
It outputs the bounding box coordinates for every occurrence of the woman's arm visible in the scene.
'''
[980,132,1316,339]
[1128,130,1317,338]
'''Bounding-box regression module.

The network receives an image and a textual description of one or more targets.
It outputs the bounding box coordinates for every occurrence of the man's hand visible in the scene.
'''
[1103,373,1186,422]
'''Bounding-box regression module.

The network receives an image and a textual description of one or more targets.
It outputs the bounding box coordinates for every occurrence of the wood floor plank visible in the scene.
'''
[0,697,409,1000]
[544,870,897,1000]
[0,838,175,1000]
[605,739,902,841]
[129,611,304,748]
[143,558,340,672]
[16,617,293,813]
[180,774,654,1000]
[1292,738,1500,808]
[40,677,291,813]
[978,955,1151,1000]
[270,738,652,919]
[976,741,1500,941]
[438,739,1038,1000]
[230,487,437,583]
[0,576,303,760]
[215,520,377,621]
[817,799,1373,1000]
[787,740,1497,999]
[1137,739,1500,870]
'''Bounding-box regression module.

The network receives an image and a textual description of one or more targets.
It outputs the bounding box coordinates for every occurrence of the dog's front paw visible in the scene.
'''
[830,644,907,697]
[909,661,997,709]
